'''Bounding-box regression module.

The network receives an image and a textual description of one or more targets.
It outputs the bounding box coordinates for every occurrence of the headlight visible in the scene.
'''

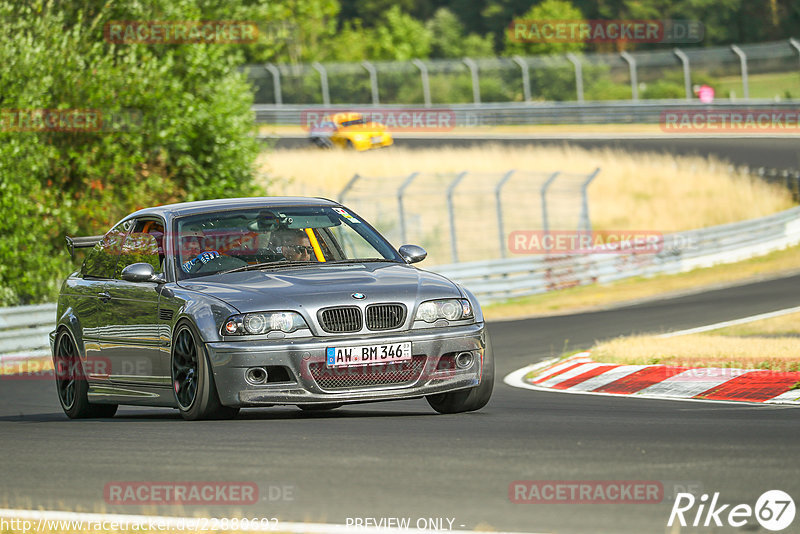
[222,311,308,335]
[414,299,474,323]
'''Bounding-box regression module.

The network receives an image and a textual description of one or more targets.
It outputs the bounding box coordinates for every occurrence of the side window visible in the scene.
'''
[116,219,164,278]
[81,222,131,279]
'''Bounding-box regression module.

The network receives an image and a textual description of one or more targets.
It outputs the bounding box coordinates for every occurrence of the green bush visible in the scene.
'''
[0,1,261,305]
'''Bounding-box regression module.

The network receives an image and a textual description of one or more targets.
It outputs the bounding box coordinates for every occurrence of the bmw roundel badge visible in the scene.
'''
[352,292,366,300]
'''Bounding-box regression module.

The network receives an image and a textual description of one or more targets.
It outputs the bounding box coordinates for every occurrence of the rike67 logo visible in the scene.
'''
[668,490,795,531]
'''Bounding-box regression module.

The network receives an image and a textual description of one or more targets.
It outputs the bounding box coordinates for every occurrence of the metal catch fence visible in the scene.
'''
[247,39,800,106]
[338,168,600,265]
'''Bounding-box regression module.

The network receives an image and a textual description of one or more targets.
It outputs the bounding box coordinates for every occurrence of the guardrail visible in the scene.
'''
[434,206,800,303]
[2,205,800,361]
[0,303,55,362]
[253,100,800,126]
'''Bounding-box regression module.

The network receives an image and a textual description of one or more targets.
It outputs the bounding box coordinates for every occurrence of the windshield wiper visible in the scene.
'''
[220,260,319,274]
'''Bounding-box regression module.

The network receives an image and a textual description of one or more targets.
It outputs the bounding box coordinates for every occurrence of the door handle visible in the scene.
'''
[97,291,111,303]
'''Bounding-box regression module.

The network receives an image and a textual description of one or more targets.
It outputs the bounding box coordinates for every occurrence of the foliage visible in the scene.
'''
[503,0,586,57]
[0,0,261,305]
[427,8,495,58]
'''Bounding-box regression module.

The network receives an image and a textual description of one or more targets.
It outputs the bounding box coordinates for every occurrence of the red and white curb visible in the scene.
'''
[505,352,800,405]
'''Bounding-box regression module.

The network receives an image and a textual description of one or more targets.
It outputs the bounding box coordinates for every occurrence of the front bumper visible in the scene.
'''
[206,323,487,407]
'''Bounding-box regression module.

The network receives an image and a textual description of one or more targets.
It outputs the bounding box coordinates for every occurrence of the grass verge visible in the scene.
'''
[713,70,800,100]
[590,313,800,373]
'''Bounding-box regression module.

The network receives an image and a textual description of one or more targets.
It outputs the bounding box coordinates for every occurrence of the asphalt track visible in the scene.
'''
[273,134,800,170]
[2,273,799,534]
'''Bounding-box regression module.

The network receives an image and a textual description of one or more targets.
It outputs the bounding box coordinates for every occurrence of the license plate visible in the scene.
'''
[371,136,382,144]
[326,342,411,368]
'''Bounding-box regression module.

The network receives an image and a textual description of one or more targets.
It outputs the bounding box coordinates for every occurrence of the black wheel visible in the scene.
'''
[172,322,239,421]
[54,329,117,419]
[297,403,343,412]
[426,333,495,414]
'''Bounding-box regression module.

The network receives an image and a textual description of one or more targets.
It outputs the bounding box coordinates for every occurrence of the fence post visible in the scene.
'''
[540,171,560,236]
[338,174,361,204]
[791,38,800,67]
[397,171,420,245]
[265,64,283,106]
[512,56,531,102]
[412,59,432,108]
[579,168,600,233]
[495,170,515,258]
[730,45,749,100]
[447,172,468,263]
[463,57,481,104]
[362,61,380,105]
[312,62,330,106]
[566,53,584,102]
[673,48,692,101]
[620,51,638,101]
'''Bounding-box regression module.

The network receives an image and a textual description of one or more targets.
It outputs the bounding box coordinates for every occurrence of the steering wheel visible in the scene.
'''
[183,251,247,274]
[193,254,247,273]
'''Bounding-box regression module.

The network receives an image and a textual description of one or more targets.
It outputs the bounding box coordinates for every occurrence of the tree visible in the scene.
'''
[368,5,433,60]
[503,0,586,56]
[427,7,495,58]
[0,0,260,305]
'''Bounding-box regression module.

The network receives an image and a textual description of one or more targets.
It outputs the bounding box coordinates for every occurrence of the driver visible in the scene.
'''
[274,229,316,262]
[180,231,220,273]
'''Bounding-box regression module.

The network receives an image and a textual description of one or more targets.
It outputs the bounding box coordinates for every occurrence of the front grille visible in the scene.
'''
[318,306,362,333]
[309,355,426,390]
[365,304,406,330]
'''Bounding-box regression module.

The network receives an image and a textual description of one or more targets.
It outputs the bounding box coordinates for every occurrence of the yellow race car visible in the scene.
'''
[309,112,393,151]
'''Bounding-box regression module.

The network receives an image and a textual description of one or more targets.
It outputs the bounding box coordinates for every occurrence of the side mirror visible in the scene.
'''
[398,244,427,264]
[121,262,160,283]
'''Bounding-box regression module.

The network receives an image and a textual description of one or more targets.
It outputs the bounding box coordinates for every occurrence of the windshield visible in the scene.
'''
[340,118,366,127]
[174,205,401,279]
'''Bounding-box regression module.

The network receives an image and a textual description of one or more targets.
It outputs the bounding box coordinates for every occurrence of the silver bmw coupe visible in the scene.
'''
[51,197,493,420]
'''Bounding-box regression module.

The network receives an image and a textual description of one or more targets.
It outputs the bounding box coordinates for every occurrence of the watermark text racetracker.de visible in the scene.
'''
[302,109,457,132]
[1,109,149,133]
[104,20,259,44]
[507,230,700,255]
[661,110,800,133]
[510,480,663,504]
[103,481,294,505]
[0,517,281,532]
[508,19,703,43]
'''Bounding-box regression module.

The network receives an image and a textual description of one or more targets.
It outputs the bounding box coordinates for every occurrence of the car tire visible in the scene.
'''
[172,322,239,421]
[54,329,118,419]
[426,333,494,414]
[297,403,343,412]
[345,140,355,150]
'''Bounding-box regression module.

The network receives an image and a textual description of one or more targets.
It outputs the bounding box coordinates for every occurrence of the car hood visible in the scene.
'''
[338,123,385,133]
[176,262,461,314]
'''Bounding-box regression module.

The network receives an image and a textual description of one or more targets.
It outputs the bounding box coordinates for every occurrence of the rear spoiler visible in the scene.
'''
[65,235,103,259]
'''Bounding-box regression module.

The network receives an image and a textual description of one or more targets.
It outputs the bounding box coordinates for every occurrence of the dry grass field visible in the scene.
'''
[258,145,793,265]
[258,144,792,232]
[590,311,800,372]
